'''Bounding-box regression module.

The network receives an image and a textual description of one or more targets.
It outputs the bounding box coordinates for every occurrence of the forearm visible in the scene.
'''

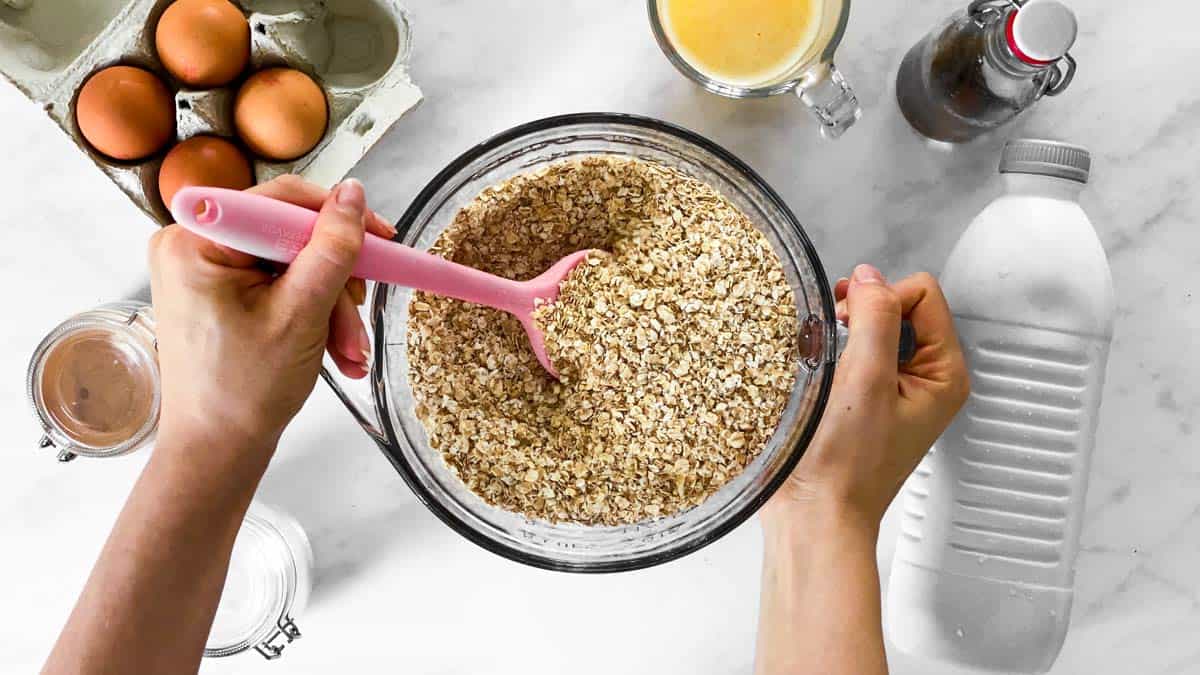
[43,428,274,675]
[755,502,888,675]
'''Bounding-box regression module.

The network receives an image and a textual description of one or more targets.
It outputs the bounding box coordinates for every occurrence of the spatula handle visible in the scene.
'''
[169,187,529,314]
[170,186,323,264]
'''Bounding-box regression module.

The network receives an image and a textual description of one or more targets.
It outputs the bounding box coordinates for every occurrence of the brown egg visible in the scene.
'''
[76,66,175,161]
[234,68,328,161]
[158,136,255,209]
[155,0,250,88]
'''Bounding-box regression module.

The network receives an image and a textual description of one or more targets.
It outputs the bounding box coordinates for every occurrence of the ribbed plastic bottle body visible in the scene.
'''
[887,174,1114,674]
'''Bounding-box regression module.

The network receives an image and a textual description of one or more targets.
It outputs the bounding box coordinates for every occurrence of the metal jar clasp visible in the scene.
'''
[254,615,302,660]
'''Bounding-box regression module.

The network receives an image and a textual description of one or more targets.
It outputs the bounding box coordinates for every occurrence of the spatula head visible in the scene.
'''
[517,249,595,378]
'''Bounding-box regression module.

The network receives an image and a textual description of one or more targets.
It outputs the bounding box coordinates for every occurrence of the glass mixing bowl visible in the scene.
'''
[324,113,838,572]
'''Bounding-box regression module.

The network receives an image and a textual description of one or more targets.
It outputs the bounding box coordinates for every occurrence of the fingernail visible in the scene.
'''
[356,323,372,362]
[836,276,849,285]
[852,264,885,284]
[373,211,398,239]
[348,279,366,305]
[336,178,365,211]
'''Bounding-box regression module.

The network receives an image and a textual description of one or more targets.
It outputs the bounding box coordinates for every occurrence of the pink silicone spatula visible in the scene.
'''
[169,186,592,378]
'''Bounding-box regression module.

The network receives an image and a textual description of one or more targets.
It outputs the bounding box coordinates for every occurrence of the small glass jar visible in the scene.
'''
[206,502,315,660]
[26,301,160,461]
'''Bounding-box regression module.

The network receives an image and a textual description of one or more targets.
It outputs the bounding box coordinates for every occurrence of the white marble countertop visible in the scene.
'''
[2,0,1197,673]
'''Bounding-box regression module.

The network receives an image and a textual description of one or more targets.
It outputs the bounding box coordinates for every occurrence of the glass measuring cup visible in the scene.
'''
[322,114,858,572]
[648,0,862,139]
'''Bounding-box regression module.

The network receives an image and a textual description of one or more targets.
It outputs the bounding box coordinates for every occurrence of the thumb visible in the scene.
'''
[842,264,902,386]
[277,178,367,318]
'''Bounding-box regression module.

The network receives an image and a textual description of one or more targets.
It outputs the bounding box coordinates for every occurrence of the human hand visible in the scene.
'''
[148,176,395,456]
[764,264,969,530]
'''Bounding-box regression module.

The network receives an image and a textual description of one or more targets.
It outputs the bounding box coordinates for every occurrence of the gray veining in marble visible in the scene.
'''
[1,0,1197,673]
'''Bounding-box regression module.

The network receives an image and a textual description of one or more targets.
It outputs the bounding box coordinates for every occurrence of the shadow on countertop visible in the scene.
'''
[253,404,443,605]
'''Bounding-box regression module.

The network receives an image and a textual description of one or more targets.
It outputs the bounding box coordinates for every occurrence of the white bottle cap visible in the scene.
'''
[1000,138,1091,183]
[1011,0,1078,64]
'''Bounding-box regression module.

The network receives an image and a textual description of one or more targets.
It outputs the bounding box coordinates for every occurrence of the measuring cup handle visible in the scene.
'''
[320,283,388,445]
[834,319,918,365]
[794,62,862,139]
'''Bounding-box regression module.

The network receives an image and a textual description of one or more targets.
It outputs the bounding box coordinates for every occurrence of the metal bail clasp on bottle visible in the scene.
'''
[968,0,1077,98]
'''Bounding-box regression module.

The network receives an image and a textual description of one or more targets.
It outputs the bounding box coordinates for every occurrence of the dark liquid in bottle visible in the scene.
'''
[896,23,1028,143]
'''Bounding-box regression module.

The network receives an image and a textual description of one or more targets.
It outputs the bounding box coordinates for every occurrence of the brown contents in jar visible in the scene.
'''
[407,156,799,525]
[37,328,157,448]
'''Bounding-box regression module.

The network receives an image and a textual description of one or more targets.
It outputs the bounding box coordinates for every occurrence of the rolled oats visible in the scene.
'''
[407,156,799,525]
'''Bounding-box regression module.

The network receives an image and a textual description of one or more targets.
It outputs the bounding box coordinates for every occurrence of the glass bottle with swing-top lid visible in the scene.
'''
[896,0,1078,143]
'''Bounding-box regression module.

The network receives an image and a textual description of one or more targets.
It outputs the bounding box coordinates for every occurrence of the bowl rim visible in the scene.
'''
[376,112,836,573]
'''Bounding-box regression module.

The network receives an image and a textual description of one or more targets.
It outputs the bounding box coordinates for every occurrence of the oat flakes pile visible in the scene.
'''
[407,156,799,525]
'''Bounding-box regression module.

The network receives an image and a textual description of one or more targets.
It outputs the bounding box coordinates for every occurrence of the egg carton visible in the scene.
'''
[0,0,422,224]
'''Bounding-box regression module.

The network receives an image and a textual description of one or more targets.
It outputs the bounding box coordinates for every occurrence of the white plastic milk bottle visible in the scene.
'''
[887,139,1114,674]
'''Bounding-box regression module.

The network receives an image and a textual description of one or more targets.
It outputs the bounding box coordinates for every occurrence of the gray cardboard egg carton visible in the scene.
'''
[0,0,422,224]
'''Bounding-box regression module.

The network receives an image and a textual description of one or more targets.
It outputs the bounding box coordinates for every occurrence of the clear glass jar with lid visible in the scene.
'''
[26,301,159,461]
[206,501,315,660]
